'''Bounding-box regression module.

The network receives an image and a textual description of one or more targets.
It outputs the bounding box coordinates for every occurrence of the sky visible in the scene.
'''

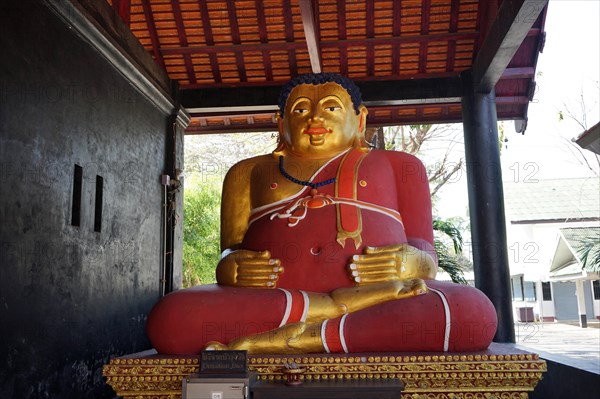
[436,0,600,219]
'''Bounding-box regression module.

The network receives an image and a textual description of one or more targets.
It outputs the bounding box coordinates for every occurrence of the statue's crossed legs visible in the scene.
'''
[147,280,497,355]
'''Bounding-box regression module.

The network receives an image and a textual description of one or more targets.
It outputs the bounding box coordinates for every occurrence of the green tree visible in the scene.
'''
[182,174,221,287]
[182,132,276,287]
[433,219,468,285]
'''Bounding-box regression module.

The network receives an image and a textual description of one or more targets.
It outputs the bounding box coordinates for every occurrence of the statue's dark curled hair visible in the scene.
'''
[278,73,363,118]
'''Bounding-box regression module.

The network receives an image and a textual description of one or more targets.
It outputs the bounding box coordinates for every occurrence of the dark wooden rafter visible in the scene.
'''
[182,76,464,110]
[446,0,460,72]
[418,0,431,74]
[473,0,494,60]
[141,0,164,68]
[313,1,322,56]
[501,66,534,79]
[226,1,247,82]
[365,0,374,76]
[255,0,274,81]
[179,65,530,90]
[282,0,297,76]
[392,0,401,75]
[170,0,195,84]
[299,0,322,73]
[337,0,347,75]
[159,31,480,56]
[189,101,498,120]
[186,109,528,135]
[190,110,277,118]
[472,0,548,93]
[198,0,221,83]
[112,0,130,26]
[415,107,424,120]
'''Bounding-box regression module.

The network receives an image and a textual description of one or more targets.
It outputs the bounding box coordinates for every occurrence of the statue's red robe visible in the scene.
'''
[147,150,497,355]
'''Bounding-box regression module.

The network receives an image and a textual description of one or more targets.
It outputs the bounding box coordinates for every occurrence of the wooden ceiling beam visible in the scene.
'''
[337,0,348,75]
[471,0,548,93]
[186,107,527,135]
[418,0,431,74]
[181,77,464,110]
[112,0,130,26]
[179,66,530,90]
[198,0,222,83]
[366,0,375,76]
[159,31,480,56]
[501,66,535,79]
[392,1,401,75]
[170,0,195,84]
[282,0,298,76]
[185,101,527,134]
[446,0,460,72]
[255,0,274,81]
[140,0,164,68]
[299,0,321,73]
[226,2,247,82]
[188,101,529,120]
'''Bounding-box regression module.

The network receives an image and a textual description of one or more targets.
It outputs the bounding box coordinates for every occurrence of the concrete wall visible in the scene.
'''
[0,1,180,397]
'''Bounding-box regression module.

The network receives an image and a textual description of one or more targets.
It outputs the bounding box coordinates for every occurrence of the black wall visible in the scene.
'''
[530,357,600,399]
[0,1,177,397]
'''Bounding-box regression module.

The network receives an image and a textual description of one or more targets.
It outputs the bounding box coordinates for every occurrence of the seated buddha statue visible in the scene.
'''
[147,73,497,355]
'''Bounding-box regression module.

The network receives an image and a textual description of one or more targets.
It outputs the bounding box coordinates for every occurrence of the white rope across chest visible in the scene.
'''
[267,191,403,228]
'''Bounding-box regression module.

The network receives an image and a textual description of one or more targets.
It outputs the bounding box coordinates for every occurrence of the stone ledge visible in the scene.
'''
[103,343,546,399]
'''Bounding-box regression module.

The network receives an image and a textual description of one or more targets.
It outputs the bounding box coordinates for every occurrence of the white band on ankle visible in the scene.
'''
[220,248,234,259]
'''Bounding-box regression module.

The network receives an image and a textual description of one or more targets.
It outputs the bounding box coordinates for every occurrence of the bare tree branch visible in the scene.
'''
[431,160,463,197]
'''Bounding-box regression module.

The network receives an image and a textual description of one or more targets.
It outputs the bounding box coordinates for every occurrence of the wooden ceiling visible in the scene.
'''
[107,0,547,133]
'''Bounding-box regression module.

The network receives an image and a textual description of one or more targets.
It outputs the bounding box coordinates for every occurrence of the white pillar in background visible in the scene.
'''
[575,279,588,328]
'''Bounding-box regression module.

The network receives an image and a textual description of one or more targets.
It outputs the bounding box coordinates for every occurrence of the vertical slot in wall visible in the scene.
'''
[71,164,83,226]
[94,175,103,232]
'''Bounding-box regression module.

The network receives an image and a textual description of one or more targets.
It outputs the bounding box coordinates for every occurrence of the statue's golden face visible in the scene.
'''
[280,82,366,158]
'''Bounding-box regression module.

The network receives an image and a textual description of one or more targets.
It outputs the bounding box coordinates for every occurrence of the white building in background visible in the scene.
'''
[504,177,600,326]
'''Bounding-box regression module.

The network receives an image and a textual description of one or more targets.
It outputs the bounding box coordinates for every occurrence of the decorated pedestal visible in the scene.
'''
[103,343,546,399]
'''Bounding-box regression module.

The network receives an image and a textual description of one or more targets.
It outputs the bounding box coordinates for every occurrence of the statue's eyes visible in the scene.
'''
[293,108,308,114]
[325,106,341,112]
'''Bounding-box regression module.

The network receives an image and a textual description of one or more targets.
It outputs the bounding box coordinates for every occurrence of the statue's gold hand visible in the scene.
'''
[216,250,283,288]
[348,244,436,286]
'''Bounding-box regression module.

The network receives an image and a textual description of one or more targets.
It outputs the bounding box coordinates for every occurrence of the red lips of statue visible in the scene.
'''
[305,127,331,135]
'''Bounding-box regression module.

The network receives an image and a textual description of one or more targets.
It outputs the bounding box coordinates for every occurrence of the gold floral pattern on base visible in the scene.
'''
[103,351,546,399]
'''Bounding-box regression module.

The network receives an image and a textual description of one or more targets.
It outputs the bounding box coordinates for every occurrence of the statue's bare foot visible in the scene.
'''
[204,322,323,354]
[204,341,228,351]
[396,278,428,298]
[331,278,428,315]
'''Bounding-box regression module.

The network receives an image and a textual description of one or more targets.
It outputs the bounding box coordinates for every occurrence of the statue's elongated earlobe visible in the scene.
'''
[273,112,286,155]
[359,105,368,134]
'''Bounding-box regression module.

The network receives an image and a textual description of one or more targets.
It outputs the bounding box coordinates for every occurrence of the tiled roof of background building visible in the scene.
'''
[504,177,600,222]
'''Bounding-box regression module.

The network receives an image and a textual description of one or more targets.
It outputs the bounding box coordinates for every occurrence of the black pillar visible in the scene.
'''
[461,73,515,343]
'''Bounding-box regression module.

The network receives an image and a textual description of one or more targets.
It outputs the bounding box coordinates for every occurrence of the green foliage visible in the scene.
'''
[433,218,469,284]
[182,174,221,287]
[576,236,600,272]
[433,219,463,254]
[183,132,277,287]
